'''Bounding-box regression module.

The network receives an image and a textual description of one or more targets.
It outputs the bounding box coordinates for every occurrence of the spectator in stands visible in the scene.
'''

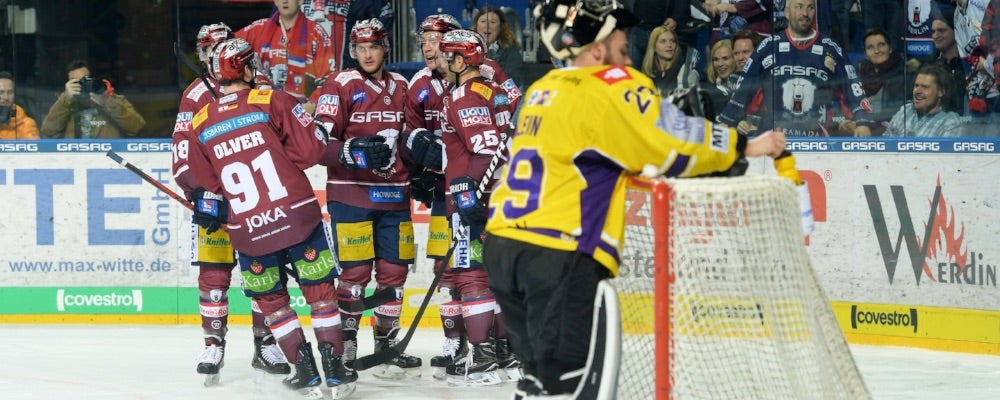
[885,65,963,137]
[40,60,145,139]
[928,11,969,115]
[704,0,774,42]
[861,0,903,52]
[731,29,764,72]
[300,0,393,71]
[703,39,739,112]
[473,6,525,89]
[0,71,39,139]
[624,0,690,64]
[642,25,700,94]
[849,28,910,136]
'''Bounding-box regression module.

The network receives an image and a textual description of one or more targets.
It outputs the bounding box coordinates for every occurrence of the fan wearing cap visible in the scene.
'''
[482,1,789,398]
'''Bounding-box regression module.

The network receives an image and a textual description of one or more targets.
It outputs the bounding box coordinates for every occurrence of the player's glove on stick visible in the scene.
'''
[406,128,444,170]
[191,188,228,235]
[410,170,437,208]
[449,176,487,226]
[340,135,392,170]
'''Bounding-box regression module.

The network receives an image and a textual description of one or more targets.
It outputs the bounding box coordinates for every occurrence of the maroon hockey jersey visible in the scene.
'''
[314,69,411,211]
[172,77,219,199]
[187,88,327,256]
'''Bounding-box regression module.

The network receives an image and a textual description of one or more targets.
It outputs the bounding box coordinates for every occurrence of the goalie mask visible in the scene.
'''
[439,30,487,67]
[196,23,234,65]
[349,18,390,59]
[209,38,258,83]
[534,0,638,61]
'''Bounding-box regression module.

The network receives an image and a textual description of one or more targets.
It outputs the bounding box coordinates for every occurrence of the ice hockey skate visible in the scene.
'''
[431,335,468,380]
[372,332,423,380]
[494,337,523,381]
[196,336,225,386]
[252,334,291,375]
[318,343,357,399]
[283,342,324,400]
[445,342,502,387]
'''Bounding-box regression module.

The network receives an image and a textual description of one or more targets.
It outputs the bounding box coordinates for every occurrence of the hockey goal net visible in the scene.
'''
[615,175,870,399]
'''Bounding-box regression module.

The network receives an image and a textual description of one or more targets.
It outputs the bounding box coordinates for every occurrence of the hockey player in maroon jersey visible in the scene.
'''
[402,13,522,381]
[186,38,355,399]
[312,18,421,380]
[435,29,515,386]
[171,23,289,385]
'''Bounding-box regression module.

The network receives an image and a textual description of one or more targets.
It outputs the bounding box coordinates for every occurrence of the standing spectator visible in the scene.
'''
[313,18,422,381]
[718,0,874,137]
[731,28,764,72]
[186,38,356,399]
[236,0,335,105]
[928,11,969,114]
[703,39,739,112]
[473,6,525,89]
[641,25,700,94]
[885,64,963,137]
[433,29,516,387]
[485,1,788,397]
[299,0,393,71]
[863,0,904,52]
[0,71,38,139]
[852,28,911,136]
[40,60,145,139]
[171,23,290,384]
[955,0,989,57]
[727,29,767,135]
[403,13,522,381]
[705,0,775,42]
[623,0,689,64]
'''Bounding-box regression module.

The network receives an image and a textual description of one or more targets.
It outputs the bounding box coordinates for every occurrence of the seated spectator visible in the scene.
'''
[0,71,39,139]
[642,25,700,94]
[850,29,911,136]
[40,60,145,139]
[473,6,524,89]
[703,39,738,112]
[885,65,963,137]
[731,28,764,73]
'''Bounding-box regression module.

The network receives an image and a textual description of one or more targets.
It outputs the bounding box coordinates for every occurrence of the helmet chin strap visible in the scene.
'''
[448,60,470,85]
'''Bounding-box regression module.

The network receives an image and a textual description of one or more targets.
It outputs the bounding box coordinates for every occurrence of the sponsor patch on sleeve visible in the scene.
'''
[192,106,208,129]
[316,94,340,116]
[458,107,492,127]
[174,112,193,132]
[592,66,632,85]
[470,82,493,100]
[293,104,313,127]
[247,89,274,104]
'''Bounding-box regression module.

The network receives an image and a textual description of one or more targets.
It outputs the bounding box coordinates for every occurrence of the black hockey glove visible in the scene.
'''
[191,188,228,235]
[664,86,715,121]
[406,128,444,170]
[340,135,392,170]
[449,176,487,226]
[410,170,438,208]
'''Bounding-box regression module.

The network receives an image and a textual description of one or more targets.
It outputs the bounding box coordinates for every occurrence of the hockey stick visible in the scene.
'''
[106,150,193,210]
[353,127,511,371]
[174,41,218,100]
[571,279,622,400]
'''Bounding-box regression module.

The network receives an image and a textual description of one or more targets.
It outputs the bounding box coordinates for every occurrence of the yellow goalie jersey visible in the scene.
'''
[485,65,744,276]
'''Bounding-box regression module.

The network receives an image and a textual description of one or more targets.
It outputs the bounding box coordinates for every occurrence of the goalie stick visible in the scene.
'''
[353,127,511,371]
[174,41,218,100]
[571,279,621,400]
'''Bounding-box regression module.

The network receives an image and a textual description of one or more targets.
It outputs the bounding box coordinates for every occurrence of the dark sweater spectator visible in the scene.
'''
[854,29,912,136]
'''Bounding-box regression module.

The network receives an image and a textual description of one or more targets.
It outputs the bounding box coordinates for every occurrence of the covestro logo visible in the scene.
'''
[850,304,918,334]
[56,289,143,312]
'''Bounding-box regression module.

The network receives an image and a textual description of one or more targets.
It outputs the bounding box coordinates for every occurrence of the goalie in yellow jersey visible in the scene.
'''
[482,1,789,398]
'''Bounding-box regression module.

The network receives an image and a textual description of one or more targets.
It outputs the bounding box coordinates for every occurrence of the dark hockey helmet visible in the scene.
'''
[349,18,390,59]
[196,23,234,64]
[534,0,638,61]
[210,38,257,82]
[419,14,462,34]
[439,29,487,67]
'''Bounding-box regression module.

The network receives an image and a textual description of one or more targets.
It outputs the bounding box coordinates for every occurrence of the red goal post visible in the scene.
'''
[615,175,870,399]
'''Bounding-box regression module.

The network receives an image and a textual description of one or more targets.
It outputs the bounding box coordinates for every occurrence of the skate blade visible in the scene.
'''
[432,366,447,380]
[372,364,422,380]
[501,367,524,382]
[446,371,502,387]
[328,382,356,399]
[298,386,325,400]
[202,373,221,387]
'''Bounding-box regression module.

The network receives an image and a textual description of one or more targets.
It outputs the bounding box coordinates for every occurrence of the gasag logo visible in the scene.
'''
[56,289,143,312]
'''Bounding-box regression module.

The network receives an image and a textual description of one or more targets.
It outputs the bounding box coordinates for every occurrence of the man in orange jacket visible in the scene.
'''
[0,71,38,139]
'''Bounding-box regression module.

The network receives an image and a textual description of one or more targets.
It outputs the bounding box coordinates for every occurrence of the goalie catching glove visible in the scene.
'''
[191,188,228,235]
[406,128,444,170]
[449,176,487,226]
[340,135,392,170]
[773,151,814,236]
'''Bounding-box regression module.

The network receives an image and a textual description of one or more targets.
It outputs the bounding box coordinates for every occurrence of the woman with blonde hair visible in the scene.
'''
[641,25,699,94]
[703,39,738,112]
[473,6,524,88]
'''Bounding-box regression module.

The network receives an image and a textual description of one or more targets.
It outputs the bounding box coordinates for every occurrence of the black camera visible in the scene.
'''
[78,76,95,96]
[0,104,13,124]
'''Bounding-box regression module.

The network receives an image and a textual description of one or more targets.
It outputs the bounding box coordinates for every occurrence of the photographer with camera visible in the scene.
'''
[40,60,145,139]
[0,71,39,139]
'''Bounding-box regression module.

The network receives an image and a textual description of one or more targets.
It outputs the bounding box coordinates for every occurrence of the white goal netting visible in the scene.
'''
[616,175,870,400]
